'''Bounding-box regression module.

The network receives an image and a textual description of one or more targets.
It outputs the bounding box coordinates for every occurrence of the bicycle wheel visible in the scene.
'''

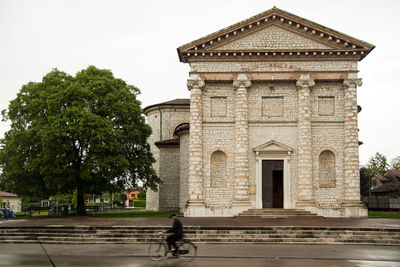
[178,240,197,262]
[148,242,167,261]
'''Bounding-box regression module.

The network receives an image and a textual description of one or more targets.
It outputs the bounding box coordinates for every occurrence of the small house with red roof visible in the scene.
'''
[126,188,142,207]
[370,170,400,198]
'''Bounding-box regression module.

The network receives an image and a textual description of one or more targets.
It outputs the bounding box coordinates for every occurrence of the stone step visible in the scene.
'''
[243,209,313,213]
[1,236,397,244]
[1,232,398,239]
[1,229,399,236]
[2,227,399,232]
[1,237,399,245]
[1,234,398,241]
[1,235,400,242]
[2,240,398,246]
[240,215,319,219]
[240,213,317,216]
[1,226,399,245]
[2,230,398,236]
[236,209,321,218]
[2,232,398,240]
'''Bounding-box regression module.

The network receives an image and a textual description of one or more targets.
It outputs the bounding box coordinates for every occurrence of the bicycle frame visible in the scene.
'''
[148,232,197,262]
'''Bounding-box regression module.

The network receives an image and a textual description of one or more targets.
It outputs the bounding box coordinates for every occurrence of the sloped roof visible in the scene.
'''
[156,99,190,105]
[372,174,390,182]
[144,98,190,115]
[0,191,18,197]
[155,138,180,148]
[371,183,400,193]
[178,7,374,62]
[387,170,400,178]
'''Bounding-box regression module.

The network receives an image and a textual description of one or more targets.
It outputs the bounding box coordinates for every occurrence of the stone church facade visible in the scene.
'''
[145,7,374,217]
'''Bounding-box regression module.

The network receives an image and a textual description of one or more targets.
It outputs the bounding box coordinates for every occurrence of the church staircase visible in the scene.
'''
[0,225,399,245]
[235,209,320,218]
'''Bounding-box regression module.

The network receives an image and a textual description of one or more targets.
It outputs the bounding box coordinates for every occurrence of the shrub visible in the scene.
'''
[137,190,146,200]
[23,202,41,207]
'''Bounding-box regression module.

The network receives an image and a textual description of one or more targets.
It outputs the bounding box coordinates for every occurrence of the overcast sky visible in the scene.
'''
[0,0,399,165]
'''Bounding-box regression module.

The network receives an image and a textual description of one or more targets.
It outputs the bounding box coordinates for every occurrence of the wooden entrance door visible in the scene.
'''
[262,160,284,208]
[272,170,283,208]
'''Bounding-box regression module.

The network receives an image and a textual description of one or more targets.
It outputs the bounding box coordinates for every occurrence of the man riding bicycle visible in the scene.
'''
[164,214,183,255]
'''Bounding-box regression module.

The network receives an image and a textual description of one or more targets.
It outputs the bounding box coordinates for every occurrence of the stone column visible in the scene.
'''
[232,74,251,208]
[186,74,205,213]
[296,74,315,208]
[342,79,366,216]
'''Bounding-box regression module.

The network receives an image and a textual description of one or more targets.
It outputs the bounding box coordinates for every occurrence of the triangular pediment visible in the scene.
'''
[213,24,335,51]
[253,140,294,154]
[178,7,374,62]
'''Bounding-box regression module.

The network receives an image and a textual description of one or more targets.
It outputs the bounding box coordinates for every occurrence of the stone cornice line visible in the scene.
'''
[296,74,315,88]
[187,74,205,91]
[233,74,252,88]
[209,22,341,51]
[182,50,368,62]
[343,78,362,88]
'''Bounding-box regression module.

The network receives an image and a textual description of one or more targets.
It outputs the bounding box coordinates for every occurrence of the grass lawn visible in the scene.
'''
[16,211,50,217]
[94,208,174,218]
[369,211,400,219]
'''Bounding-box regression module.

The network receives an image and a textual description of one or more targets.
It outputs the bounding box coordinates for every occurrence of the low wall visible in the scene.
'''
[362,197,400,210]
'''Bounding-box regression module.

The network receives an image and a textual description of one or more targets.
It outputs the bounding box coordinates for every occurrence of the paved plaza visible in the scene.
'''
[0,243,399,267]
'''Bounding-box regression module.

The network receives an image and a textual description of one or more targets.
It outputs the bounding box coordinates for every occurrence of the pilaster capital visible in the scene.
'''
[187,74,205,91]
[296,74,315,89]
[343,78,362,88]
[233,74,252,89]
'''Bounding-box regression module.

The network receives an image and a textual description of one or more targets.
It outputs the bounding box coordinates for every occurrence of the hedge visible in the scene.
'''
[133,200,146,207]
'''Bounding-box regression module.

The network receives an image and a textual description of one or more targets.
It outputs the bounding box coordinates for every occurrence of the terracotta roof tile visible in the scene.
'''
[155,138,180,148]
[144,98,190,114]
[371,183,399,193]
[387,170,400,178]
[158,99,190,105]
[373,174,390,182]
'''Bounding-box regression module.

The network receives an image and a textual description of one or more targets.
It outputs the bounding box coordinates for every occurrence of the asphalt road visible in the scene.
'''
[0,243,399,267]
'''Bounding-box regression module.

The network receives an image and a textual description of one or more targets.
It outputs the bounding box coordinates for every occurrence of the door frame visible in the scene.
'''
[256,155,291,209]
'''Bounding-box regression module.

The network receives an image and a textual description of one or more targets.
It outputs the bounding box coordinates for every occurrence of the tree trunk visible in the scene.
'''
[76,185,86,216]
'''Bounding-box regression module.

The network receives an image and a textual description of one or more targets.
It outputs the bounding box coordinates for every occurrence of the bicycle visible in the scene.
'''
[148,232,197,262]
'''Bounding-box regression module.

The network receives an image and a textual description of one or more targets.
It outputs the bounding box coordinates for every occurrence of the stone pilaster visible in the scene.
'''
[232,74,251,208]
[296,74,315,208]
[341,79,366,216]
[186,74,205,209]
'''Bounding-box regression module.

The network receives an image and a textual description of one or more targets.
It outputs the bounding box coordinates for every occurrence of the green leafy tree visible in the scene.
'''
[364,152,389,177]
[0,66,160,215]
[52,193,74,205]
[390,156,400,170]
[137,189,146,200]
[119,191,127,205]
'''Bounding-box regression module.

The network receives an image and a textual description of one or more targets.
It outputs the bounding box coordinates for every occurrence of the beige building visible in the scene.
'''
[145,7,374,217]
[0,191,22,212]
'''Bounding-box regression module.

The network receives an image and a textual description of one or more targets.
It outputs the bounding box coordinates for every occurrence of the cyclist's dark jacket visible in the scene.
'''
[166,218,183,238]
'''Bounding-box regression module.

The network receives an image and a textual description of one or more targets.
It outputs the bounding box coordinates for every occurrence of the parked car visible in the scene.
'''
[0,208,16,218]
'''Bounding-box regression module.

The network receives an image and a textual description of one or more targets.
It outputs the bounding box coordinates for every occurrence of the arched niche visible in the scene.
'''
[210,150,227,188]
